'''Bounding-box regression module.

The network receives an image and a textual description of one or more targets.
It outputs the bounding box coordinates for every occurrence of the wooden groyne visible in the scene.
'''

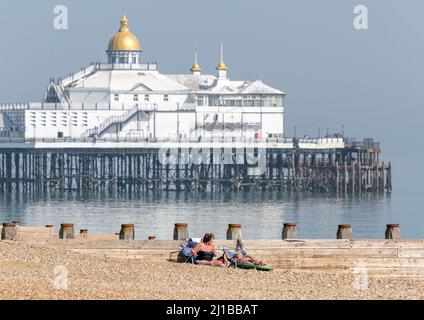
[0,222,402,242]
[0,138,391,194]
[1,224,423,278]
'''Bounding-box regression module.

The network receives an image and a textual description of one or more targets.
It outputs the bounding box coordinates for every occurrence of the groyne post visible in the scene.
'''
[282,223,297,240]
[1,223,17,240]
[173,223,189,241]
[59,224,75,239]
[337,224,352,240]
[385,224,400,240]
[80,229,88,240]
[45,225,55,238]
[226,224,242,240]
[120,224,135,240]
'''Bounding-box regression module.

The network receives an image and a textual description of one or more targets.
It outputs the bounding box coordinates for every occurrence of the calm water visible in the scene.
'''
[0,189,420,240]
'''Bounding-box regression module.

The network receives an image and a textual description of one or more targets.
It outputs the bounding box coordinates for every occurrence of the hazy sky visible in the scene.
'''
[0,0,422,199]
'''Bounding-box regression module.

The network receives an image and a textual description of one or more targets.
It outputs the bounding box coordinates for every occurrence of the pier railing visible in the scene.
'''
[0,136,347,145]
[0,101,197,111]
[0,102,155,111]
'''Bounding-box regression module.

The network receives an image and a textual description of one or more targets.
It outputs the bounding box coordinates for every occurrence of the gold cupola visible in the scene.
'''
[191,63,202,72]
[216,60,228,71]
[107,12,141,52]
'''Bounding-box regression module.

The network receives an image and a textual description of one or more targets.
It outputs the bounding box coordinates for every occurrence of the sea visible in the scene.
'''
[0,187,420,240]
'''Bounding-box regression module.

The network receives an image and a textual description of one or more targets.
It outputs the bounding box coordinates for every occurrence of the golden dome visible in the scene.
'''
[191,63,202,72]
[107,14,141,52]
[217,60,228,71]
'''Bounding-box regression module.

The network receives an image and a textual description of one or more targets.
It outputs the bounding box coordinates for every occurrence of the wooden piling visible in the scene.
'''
[45,225,55,238]
[337,224,352,240]
[1,223,17,240]
[282,223,297,240]
[0,140,391,194]
[119,224,135,240]
[80,229,89,240]
[173,223,189,241]
[226,224,242,240]
[59,224,75,239]
[385,224,400,240]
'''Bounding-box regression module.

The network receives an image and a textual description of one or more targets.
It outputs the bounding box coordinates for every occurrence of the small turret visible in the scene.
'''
[191,45,202,76]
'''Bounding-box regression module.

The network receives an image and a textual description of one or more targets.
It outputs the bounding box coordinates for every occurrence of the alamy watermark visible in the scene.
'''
[353,5,368,30]
[53,265,69,290]
[158,146,267,176]
[53,5,68,30]
[51,4,368,32]
[352,261,369,290]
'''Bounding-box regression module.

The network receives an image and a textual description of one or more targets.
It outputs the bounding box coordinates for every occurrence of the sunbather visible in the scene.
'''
[225,238,266,266]
[228,252,266,266]
[191,233,226,267]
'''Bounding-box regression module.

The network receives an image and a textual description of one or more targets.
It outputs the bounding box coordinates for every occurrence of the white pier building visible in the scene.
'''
[0,13,286,141]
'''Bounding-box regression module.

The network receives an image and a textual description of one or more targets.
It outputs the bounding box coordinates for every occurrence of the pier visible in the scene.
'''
[0,137,391,194]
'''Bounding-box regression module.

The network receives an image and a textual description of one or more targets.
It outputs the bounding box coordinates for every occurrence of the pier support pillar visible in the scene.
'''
[173,223,189,241]
[80,229,89,240]
[337,224,352,240]
[385,224,400,240]
[1,223,18,240]
[227,224,242,240]
[282,223,297,240]
[120,224,135,240]
[59,224,75,239]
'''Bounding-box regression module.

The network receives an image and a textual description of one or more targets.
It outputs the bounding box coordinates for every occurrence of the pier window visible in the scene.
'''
[50,112,57,127]
[208,95,219,107]
[82,113,88,127]
[133,94,139,102]
[114,94,119,102]
[30,112,36,127]
[196,95,204,106]
[163,95,169,102]
[144,95,150,102]
[40,112,47,127]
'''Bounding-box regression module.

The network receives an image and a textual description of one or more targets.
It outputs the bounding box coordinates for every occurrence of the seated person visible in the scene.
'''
[191,233,226,268]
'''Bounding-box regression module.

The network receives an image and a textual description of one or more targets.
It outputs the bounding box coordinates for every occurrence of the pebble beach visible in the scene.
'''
[1,241,424,300]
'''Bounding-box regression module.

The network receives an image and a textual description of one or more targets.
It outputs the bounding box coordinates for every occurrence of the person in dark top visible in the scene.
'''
[191,233,225,267]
